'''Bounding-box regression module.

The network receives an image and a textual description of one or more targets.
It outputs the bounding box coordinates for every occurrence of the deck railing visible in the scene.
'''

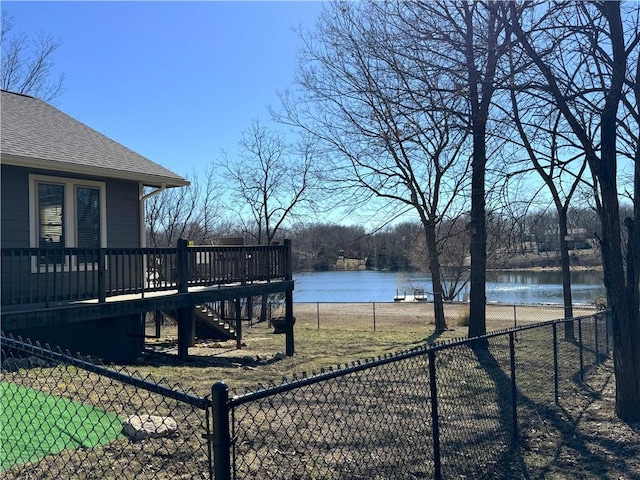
[1,239,291,308]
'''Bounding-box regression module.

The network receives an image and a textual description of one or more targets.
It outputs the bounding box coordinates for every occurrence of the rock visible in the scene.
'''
[241,355,256,365]
[122,414,177,440]
[2,356,55,372]
[273,352,287,361]
[2,358,23,372]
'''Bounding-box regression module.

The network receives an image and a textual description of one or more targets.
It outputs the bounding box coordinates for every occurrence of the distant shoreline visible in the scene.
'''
[297,265,604,274]
[488,265,603,273]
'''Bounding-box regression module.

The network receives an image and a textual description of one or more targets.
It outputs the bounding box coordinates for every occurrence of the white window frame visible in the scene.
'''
[29,174,107,272]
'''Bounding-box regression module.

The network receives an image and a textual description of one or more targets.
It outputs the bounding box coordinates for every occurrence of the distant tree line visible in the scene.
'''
[144,202,608,271]
[290,206,608,273]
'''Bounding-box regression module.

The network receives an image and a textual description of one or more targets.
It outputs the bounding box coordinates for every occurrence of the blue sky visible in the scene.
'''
[3,1,325,178]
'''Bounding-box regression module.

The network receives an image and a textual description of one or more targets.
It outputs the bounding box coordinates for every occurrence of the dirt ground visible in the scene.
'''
[143,302,638,479]
[497,361,640,480]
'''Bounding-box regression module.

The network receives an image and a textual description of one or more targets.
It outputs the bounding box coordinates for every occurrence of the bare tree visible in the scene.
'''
[505,74,590,336]
[437,218,471,301]
[222,119,318,245]
[223,119,319,322]
[507,0,640,421]
[145,165,227,247]
[1,13,64,101]
[384,1,515,338]
[277,1,477,333]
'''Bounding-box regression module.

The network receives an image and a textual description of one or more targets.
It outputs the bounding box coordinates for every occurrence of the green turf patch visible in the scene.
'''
[0,382,123,471]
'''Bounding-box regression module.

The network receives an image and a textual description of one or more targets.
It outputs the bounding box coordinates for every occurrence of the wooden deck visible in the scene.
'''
[1,240,291,308]
[1,240,296,360]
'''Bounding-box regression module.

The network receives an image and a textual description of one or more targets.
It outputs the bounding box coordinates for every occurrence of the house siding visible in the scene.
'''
[0,164,141,248]
[13,313,145,363]
[106,180,141,247]
[0,165,30,248]
[1,165,143,305]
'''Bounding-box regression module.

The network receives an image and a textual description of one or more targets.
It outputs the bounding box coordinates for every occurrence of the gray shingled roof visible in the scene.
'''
[1,90,188,187]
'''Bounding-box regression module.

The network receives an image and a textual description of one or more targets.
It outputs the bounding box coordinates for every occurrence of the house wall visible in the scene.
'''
[0,164,141,248]
[2,164,144,305]
[106,179,141,247]
[12,314,145,363]
[1,165,30,247]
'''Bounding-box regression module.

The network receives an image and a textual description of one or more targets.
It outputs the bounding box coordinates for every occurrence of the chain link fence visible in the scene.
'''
[214,311,613,479]
[293,301,600,333]
[0,334,212,480]
[1,310,613,479]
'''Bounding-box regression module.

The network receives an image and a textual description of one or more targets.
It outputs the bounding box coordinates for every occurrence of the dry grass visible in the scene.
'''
[142,317,453,395]
[140,301,598,395]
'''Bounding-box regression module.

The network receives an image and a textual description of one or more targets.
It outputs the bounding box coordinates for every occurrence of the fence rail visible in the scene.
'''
[1,240,291,308]
[1,310,613,479]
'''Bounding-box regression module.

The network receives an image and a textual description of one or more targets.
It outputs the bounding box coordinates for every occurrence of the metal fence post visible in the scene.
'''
[552,322,559,405]
[509,331,519,444]
[428,350,442,480]
[594,314,599,364]
[317,302,320,330]
[578,317,584,382]
[373,302,376,332]
[211,382,232,480]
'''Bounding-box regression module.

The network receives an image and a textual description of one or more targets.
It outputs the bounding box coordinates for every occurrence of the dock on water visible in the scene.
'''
[394,288,427,302]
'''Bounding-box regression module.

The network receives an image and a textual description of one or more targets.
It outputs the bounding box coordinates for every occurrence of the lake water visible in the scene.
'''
[292,269,606,305]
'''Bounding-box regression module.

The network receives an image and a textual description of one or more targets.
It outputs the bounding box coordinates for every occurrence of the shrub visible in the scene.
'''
[594,296,607,311]
[457,310,470,327]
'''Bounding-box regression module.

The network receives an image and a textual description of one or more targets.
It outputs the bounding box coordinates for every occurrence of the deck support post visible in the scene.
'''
[177,305,195,360]
[235,298,242,350]
[284,239,294,356]
[176,239,195,360]
[246,296,253,326]
[285,290,294,356]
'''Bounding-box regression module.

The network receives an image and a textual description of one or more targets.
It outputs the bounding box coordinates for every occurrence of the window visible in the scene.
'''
[30,174,107,270]
[37,183,66,265]
[76,186,101,248]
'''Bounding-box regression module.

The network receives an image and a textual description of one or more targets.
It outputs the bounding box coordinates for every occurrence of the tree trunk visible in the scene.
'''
[557,208,575,340]
[424,224,447,333]
[601,194,640,420]
[597,9,640,416]
[463,2,491,339]
[468,120,487,338]
[599,147,640,420]
[507,0,640,421]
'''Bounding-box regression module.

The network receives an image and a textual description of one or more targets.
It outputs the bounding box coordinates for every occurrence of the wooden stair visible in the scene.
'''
[194,304,236,341]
